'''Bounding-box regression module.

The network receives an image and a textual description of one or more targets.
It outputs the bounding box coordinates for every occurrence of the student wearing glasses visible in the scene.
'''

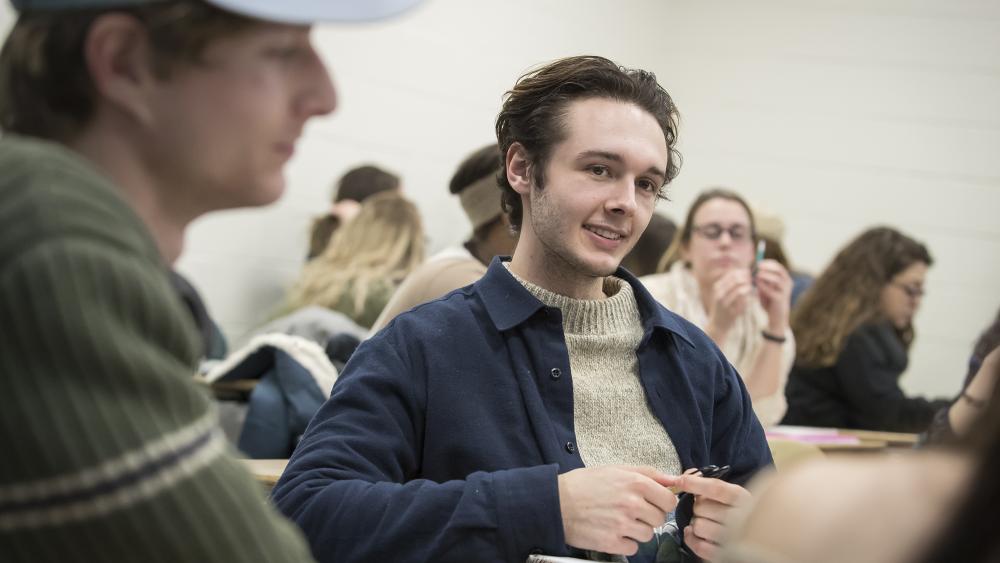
[782,227,950,432]
[642,189,794,427]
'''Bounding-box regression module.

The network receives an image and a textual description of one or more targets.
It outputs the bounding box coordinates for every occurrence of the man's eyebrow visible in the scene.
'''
[576,150,668,181]
[576,150,623,163]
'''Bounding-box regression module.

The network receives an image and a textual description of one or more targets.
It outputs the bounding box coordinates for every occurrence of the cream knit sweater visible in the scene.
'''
[508,266,682,476]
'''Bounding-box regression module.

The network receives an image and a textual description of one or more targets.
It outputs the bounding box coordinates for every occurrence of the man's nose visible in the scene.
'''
[296,46,338,118]
[606,179,637,215]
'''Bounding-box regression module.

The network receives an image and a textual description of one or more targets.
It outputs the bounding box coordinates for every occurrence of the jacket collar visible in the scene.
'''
[476,256,695,347]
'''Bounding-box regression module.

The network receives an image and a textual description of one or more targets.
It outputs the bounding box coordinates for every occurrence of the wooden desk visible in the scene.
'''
[816,440,888,452]
[836,429,919,447]
[767,425,918,455]
[243,458,288,488]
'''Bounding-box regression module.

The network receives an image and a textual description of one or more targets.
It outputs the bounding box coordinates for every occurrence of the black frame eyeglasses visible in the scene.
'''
[691,223,753,242]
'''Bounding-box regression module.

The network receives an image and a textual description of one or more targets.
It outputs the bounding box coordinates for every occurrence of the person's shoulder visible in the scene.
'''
[435,255,488,277]
[1,135,119,206]
[373,282,484,340]
[842,322,906,365]
[638,271,670,286]
[409,254,485,288]
[646,299,724,361]
[638,270,674,304]
[723,458,882,563]
[0,136,156,268]
[848,321,898,344]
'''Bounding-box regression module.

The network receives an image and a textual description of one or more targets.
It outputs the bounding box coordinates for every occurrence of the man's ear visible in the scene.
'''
[505,142,533,196]
[84,13,159,126]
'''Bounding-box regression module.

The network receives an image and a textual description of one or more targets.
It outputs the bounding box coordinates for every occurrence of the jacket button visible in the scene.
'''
[550,367,562,380]
[565,441,576,454]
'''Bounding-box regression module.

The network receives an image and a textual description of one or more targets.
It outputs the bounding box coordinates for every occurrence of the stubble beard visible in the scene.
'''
[529,187,618,286]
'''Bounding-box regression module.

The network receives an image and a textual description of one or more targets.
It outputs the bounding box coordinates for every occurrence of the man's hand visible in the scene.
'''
[675,474,751,562]
[558,466,678,556]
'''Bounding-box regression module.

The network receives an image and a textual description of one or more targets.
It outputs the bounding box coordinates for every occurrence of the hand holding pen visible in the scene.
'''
[751,240,766,285]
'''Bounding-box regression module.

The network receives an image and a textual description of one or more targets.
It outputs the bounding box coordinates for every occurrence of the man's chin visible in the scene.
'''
[248,178,286,207]
[582,256,622,278]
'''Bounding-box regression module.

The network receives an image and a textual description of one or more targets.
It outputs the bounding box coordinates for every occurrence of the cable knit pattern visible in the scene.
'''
[506,266,682,475]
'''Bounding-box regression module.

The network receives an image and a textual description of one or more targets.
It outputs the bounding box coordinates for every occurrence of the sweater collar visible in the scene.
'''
[477,256,695,347]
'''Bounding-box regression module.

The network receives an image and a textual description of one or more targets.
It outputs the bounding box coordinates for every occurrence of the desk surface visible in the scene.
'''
[241,429,919,485]
[767,425,919,453]
[243,458,288,487]
[836,428,920,446]
[816,440,889,452]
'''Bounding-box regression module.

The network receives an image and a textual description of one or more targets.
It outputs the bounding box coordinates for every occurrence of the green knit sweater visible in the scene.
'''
[0,136,314,561]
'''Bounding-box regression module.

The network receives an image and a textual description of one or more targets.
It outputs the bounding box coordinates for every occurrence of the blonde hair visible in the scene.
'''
[287,192,425,317]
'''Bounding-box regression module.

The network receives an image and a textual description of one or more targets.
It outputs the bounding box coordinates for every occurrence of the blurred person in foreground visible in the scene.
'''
[721,343,1000,563]
[0,0,418,560]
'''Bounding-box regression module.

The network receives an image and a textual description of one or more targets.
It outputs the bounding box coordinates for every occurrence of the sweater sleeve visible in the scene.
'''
[271,331,566,563]
[835,326,950,433]
[0,237,315,562]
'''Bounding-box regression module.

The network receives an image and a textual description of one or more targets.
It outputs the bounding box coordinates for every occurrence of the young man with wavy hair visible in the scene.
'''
[0,0,417,560]
[275,55,771,563]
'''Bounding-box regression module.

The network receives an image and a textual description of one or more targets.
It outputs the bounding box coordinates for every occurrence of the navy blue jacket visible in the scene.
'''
[272,258,771,563]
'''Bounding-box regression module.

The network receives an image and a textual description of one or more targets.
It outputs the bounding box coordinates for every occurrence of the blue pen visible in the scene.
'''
[752,239,766,285]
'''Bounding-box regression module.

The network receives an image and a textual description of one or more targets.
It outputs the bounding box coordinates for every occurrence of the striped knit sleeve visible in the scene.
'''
[0,236,315,562]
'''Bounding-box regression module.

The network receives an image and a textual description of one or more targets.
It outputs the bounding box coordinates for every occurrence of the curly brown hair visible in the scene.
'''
[792,226,933,368]
[494,55,681,232]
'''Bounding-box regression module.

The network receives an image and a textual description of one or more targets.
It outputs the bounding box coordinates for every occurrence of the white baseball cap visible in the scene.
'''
[9,0,423,24]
